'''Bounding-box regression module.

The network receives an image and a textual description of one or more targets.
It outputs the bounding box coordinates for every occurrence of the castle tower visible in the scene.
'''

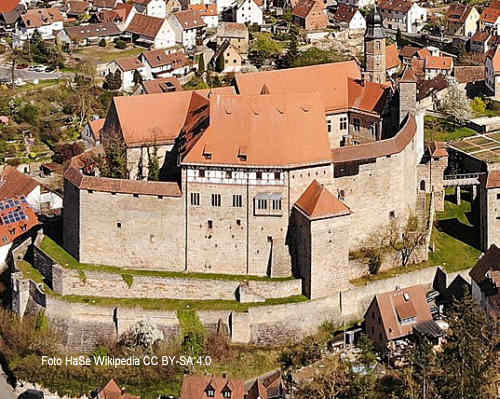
[364,7,386,84]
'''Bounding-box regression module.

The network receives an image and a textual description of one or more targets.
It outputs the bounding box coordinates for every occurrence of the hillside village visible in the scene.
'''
[0,0,498,397]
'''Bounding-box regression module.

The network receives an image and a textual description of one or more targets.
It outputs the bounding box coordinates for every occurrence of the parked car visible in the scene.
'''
[14,78,26,86]
[16,63,28,69]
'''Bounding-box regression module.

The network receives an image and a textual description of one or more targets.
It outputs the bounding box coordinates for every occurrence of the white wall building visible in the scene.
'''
[15,8,64,45]
[168,10,206,50]
[105,57,147,91]
[132,0,167,19]
[234,0,263,26]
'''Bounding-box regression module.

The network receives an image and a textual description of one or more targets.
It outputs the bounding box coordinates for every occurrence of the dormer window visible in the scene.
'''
[222,387,232,398]
[205,384,215,397]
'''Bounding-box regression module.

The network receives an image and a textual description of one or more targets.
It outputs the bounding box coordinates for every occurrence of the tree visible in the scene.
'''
[198,54,205,75]
[396,28,402,46]
[249,33,283,68]
[471,97,486,116]
[387,214,427,267]
[147,145,160,181]
[279,26,298,69]
[98,38,106,47]
[439,84,471,125]
[115,39,127,49]
[98,130,128,179]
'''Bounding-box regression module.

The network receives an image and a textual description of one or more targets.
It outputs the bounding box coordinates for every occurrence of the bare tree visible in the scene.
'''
[439,84,471,126]
[387,214,427,267]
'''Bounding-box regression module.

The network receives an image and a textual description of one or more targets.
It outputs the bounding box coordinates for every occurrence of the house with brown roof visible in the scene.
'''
[337,0,375,10]
[424,55,453,80]
[137,76,182,94]
[105,56,146,91]
[232,0,263,26]
[469,31,499,53]
[180,374,245,399]
[211,39,243,72]
[446,3,479,38]
[97,379,140,399]
[125,13,176,49]
[58,22,121,47]
[168,9,207,50]
[470,244,500,318]
[131,0,166,19]
[0,195,39,265]
[108,3,136,30]
[378,0,427,33]
[480,3,500,32]
[385,43,401,76]
[64,1,91,18]
[139,48,193,78]
[292,0,328,31]
[15,8,64,45]
[332,4,366,31]
[189,4,218,28]
[0,3,25,30]
[216,22,248,56]
[485,46,500,99]
[82,118,105,146]
[364,285,440,351]
[92,0,122,11]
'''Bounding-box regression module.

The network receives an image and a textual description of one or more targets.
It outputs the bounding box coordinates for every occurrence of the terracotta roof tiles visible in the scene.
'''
[189,3,218,17]
[386,43,401,71]
[295,180,350,219]
[470,30,491,43]
[454,65,485,83]
[0,0,19,14]
[0,167,39,200]
[180,375,245,399]
[480,6,500,24]
[89,118,105,141]
[333,4,357,24]
[64,22,121,41]
[174,9,206,30]
[142,77,183,94]
[425,55,453,70]
[115,56,144,72]
[141,49,190,68]
[486,170,500,188]
[65,1,91,15]
[292,0,319,18]
[126,13,165,39]
[446,3,473,24]
[0,196,39,247]
[487,46,500,73]
[217,22,248,38]
[469,244,500,284]
[21,8,64,29]
[378,0,413,13]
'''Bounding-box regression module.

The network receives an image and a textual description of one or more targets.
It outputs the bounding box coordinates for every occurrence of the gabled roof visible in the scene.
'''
[424,55,453,70]
[378,0,414,13]
[1,4,25,25]
[189,3,218,17]
[0,196,39,247]
[0,0,19,14]
[182,92,332,168]
[88,118,105,141]
[400,45,420,58]
[141,49,190,68]
[454,65,485,83]
[97,9,121,23]
[292,0,320,19]
[401,65,417,82]
[446,3,474,24]
[64,22,121,41]
[65,1,91,15]
[115,56,144,72]
[411,58,425,78]
[217,22,248,39]
[487,46,500,74]
[113,3,134,20]
[173,9,206,30]
[416,74,448,101]
[97,379,140,399]
[480,5,500,24]
[235,61,386,114]
[142,77,182,94]
[470,244,500,284]
[386,43,401,71]
[126,13,165,39]
[0,166,39,200]
[368,285,433,341]
[427,141,448,158]
[21,8,64,28]
[486,170,500,188]
[295,180,350,220]
[470,30,491,43]
[93,0,118,8]
[180,375,245,399]
[332,3,358,24]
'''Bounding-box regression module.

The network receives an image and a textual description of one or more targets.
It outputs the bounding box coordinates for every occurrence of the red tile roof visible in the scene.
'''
[378,0,413,13]
[400,45,420,58]
[98,379,140,399]
[333,4,357,24]
[180,375,245,399]
[481,6,500,24]
[0,196,39,247]
[292,0,320,19]
[470,30,491,43]
[0,0,19,14]
[126,13,165,39]
[411,58,425,78]
[487,46,500,73]
[182,92,332,168]
[295,180,350,219]
[189,3,218,17]
[142,77,182,94]
[446,3,473,24]
[141,49,190,68]
[331,114,416,163]
[454,65,485,83]
[469,244,500,284]
[217,22,248,38]
[486,170,500,188]
[113,3,133,20]
[64,22,121,41]
[401,65,417,82]
[424,55,453,70]
[174,9,206,30]
[428,141,448,157]
[97,9,121,23]
[0,167,39,200]
[93,0,118,8]
[385,43,401,70]
[89,118,105,141]
[65,0,91,15]
[115,56,144,71]
[22,8,64,28]
[370,285,433,341]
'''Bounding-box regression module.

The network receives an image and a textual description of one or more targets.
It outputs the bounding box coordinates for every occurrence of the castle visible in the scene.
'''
[63,10,427,299]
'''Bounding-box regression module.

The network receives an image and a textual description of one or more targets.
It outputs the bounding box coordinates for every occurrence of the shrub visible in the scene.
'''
[115,40,127,49]
[98,38,106,47]
[471,97,486,115]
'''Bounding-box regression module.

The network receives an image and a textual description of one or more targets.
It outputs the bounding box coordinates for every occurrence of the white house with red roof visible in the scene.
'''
[15,8,64,45]
[378,0,427,33]
[168,9,207,49]
[105,56,146,91]
[131,0,166,19]
[189,4,218,29]
[233,0,263,26]
[125,13,176,49]
[486,46,500,99]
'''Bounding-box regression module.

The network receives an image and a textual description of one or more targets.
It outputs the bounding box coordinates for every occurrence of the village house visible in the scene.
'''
[82,118,105,147]
[337,0,374,10]
[0,195,39,265]
[378,0,427,34]
[385,43,401,76]
[332,4,366,31]
[57,22,121,47]
[125,13,176,49]
[399,45,430,64]
[211,39,243,72]
[216,22,249,56]
[246,371,283,399]
[188,4,218,29]
[485,46,500,99]
[0,166,62,215]
[292,0,328,31]
[15,8,64,45]
[180,375,245,399]
[168,9,207,50]
[131,0,167,19]
[139,48,192,78]
[364,285,441,352]
[446,3,479,38]
[232,0,263,26]
[97,379,140,399]
[480,3,500,33]
[92,0,122,12]
[165,0,182,14]
[0,1,25,32]
[469,31,499,53]
[470,244,500,319]
[137,76,182,94]
[424,55,453,80]
[63,1,91,19]
[105,56,146,91]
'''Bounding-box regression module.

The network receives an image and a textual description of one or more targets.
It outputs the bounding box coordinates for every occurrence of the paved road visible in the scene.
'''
[0,373,17,399]
[0,66,62,82]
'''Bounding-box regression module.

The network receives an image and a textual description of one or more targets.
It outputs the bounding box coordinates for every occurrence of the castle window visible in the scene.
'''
[233,194,242,207]
[353,118,360,132]
[327,119,332,132]
[256,171,262,180]
[117,222,121,228]
[257,199,267,210]
[389,210,396,219]
[226,170,233,179]
[206,385,215,397]
[236,219,241,226]
[191,192,200,206]
[497,193,500,200]
[208,220,213,229]
[199,169,205,178]
[222,388,232,398]
[340,116,347,130]
[420,180,426,191]
[272,199,281,210]
[338,190,345,200]
[274,172,281,180]
[211,194,221,207]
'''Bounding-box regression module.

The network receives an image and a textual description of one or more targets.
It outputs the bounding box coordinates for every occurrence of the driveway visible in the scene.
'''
[0,65,62,82]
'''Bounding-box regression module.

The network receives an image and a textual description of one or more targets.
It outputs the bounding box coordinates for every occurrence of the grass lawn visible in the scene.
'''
[350,189,481,286]
[18,79,61,92]
[73,46,144,63]
[16,260,44,284]
[424,116,477,142]
[40,236,295,282]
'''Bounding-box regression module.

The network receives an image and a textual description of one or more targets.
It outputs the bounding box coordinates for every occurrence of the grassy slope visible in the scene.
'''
[424,116,477,142]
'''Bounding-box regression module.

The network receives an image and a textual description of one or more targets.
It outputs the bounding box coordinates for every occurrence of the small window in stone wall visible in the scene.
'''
[212,194,221,207]
[117,222,121,228]
[233,194,242,207]
[389,210,396,219]
[497,193,500,200]
[208,220,213,229]
[191,192,200,206]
